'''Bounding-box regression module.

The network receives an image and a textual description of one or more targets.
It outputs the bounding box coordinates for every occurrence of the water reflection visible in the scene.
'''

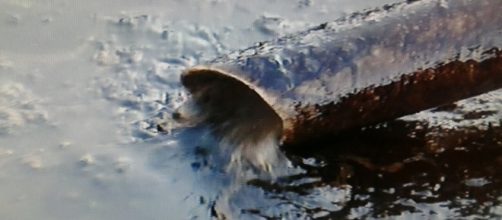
[147,94,501,219]
[257,116,502,219]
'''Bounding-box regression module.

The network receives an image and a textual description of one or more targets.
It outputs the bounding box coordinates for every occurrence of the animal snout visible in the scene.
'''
[172,99,206,126]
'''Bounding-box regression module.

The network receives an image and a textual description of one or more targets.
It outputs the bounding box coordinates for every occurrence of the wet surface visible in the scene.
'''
[171,90,502,219]
[248,109,502,219]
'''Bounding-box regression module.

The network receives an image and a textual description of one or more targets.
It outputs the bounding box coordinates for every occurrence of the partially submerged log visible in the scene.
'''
[179,0,502,147]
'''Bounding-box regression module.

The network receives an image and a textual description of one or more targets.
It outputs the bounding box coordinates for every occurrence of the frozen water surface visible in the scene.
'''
[1,0,501,219]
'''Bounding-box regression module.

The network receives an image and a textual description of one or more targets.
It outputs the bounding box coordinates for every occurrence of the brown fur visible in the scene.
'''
[180,69,283,145]
[176,69,285,172]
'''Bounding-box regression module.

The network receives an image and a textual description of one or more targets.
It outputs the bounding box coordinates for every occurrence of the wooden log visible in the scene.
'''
[179,0,502,147]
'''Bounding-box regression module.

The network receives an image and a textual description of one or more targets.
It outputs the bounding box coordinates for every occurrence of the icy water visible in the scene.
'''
[0,0,501,219]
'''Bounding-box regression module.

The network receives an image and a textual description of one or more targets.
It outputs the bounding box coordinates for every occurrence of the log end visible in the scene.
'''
[176,67,285,173]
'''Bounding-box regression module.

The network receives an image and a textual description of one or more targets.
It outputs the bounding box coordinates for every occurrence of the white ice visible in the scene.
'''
[0,0,424,219]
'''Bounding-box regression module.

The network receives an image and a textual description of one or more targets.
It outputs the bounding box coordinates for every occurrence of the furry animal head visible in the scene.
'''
[174,68,285,174]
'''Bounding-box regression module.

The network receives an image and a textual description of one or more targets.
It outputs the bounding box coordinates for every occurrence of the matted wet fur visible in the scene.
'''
[174,69,285,174]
